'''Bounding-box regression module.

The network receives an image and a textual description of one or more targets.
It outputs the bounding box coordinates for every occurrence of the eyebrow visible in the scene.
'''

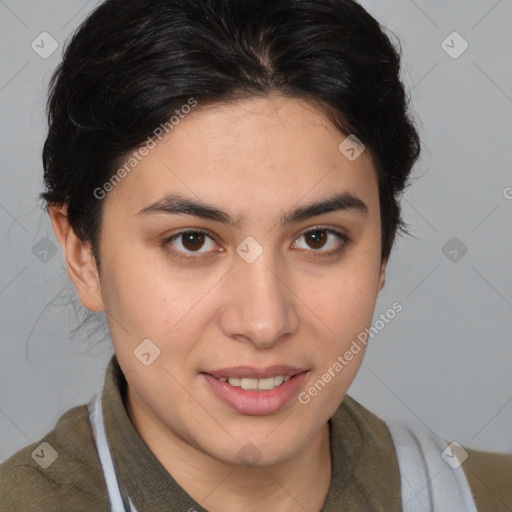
[136,191,368,227]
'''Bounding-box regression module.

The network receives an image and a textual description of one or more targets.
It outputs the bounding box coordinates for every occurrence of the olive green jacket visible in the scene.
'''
[1,356,511,511]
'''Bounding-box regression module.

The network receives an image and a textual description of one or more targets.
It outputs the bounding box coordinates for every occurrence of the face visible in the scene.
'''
[75,96,385,466]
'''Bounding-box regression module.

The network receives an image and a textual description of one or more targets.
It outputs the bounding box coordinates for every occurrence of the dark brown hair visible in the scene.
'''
[41,0,420,268]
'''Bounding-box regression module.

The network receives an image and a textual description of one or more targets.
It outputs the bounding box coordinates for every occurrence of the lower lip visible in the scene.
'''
[202,372,308,416]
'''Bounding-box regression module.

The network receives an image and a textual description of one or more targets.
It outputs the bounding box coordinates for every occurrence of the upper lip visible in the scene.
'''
[203,365,308,379]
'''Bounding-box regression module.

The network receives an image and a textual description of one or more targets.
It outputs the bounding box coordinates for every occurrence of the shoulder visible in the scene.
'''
[328,394,403,509]
[341,397,512,511]
[339,394,395,444]
[460,445,512,512]
[0,404,109,512]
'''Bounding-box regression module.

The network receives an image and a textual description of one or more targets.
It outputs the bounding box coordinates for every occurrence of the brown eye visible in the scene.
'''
[164,230,218,259]
[181,232,206,252]
[163,226,348,263]
[293,227,348,258]
[304,229,328,250]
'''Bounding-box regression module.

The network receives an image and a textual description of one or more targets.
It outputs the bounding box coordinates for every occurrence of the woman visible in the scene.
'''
[1,0,510,510]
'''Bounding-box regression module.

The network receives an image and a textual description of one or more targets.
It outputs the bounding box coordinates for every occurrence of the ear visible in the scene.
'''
[48,204,104,312]
[377,258,387,292]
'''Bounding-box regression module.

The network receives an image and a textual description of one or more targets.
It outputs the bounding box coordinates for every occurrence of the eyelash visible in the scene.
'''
[161,226,350,262]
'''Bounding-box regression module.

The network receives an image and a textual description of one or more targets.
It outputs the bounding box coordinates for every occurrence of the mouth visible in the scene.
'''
[200,366,309,415]
[213,374,293,391]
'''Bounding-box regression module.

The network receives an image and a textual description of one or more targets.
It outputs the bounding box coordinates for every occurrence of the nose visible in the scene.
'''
[218,250,299,349]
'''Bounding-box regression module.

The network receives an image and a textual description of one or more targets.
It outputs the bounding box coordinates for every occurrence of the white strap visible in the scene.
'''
[386,421,478,511]
[88,393,138,512]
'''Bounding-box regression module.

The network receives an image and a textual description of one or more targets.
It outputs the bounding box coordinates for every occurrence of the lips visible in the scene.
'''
[201,365,309,415]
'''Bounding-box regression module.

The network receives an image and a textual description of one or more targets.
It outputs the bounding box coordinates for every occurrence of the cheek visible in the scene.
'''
[299,270,376,415]
[297,262,380,400]
[99,244,181,328]
[308,262,380,336]
[99,251,224,370]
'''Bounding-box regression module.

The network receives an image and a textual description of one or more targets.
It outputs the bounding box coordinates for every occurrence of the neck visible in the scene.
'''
[125,387,332,512]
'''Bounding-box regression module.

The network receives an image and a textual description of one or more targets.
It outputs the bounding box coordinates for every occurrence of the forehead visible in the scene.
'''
[105,96,379,218]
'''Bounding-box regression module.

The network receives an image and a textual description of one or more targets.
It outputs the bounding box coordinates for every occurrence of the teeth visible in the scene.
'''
[241,378,258,390]
[223,375,292,391]
[228,377,240,386]
[257,377,275,390]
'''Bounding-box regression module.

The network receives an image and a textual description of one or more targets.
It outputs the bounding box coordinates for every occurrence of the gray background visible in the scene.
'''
[1,0,511,462]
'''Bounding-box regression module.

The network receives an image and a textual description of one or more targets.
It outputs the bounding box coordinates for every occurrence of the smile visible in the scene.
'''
[216,375,292,391]
[201,371,309,415]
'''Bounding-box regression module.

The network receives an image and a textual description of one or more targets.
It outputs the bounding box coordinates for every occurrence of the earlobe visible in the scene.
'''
[48,204,104,312]
[377,259,387,292]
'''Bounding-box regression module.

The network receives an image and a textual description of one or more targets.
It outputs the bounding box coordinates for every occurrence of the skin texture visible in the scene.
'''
[50,95,387,512]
